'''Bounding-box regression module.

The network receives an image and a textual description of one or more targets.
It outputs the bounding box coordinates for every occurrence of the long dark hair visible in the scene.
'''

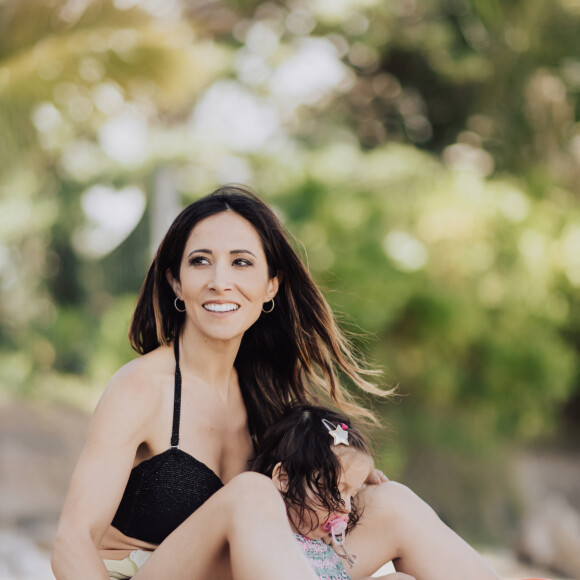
[130,184,391,440]
[249,404,371,534]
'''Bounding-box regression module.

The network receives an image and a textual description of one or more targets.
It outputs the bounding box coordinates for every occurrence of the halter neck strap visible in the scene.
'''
[171,339,182,448]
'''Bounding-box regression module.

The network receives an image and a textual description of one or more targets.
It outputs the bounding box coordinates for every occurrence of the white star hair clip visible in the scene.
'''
[322,418,350,446]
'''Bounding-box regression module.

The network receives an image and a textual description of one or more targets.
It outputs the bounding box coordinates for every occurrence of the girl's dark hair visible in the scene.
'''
[249,404,371,534]
[130,184,391,440]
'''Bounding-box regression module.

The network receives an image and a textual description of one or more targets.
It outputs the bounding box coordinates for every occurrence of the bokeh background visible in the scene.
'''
[1,0,580,578]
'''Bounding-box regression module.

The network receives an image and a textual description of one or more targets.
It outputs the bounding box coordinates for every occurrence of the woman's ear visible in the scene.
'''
[266,272,280,302]
[271,462,289,492]
[166,268,182,297]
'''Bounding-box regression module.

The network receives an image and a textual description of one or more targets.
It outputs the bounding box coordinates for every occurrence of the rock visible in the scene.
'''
[517,494,580,579]
[0,527,54,580]
[0,400,89,548]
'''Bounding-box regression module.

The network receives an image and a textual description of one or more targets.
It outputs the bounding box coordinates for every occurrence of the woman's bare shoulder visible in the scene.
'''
[112,345,172,384]
[96,345,174,420]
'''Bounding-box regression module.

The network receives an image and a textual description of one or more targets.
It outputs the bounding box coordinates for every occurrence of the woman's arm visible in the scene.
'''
[51,368,158,580]
[348,481,501,580]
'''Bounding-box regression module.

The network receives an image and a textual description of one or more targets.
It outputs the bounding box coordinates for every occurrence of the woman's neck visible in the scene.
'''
[177,324,242,393]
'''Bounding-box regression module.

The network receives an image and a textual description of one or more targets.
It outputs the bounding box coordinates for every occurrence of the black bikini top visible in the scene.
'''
[111,340,225,545]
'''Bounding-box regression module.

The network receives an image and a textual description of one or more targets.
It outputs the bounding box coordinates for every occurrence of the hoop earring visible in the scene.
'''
[174,297,186,313]
[262,298,275,313]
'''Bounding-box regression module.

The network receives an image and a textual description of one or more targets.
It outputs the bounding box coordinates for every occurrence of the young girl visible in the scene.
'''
[250,404,414,580]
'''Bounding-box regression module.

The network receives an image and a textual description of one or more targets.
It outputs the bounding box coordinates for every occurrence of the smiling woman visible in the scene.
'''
[52,185,501,580]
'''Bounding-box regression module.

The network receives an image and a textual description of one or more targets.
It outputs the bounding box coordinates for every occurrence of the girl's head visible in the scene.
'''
[250,404,374,540]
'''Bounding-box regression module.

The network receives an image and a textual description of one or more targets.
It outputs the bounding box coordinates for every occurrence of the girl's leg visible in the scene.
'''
[346,481,501,580]
[133,472,316,580]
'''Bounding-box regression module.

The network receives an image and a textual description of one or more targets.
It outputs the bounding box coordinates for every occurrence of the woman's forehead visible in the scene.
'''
[185,211,264,251]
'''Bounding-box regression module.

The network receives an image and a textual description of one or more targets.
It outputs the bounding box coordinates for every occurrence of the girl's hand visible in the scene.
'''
[366,468,389,485]
[373,574,416,580]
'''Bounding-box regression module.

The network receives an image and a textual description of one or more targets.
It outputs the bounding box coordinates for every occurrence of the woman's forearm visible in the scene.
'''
[51,530,110,580]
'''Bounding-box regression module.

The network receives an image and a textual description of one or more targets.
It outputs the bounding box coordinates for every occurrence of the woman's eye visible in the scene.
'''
[234,258,253,267]
[189,256,210,265]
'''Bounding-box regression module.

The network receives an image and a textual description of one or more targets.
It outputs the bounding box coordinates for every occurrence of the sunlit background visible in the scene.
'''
[1,0,580,578]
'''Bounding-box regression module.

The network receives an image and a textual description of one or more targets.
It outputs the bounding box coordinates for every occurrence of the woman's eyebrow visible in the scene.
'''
[187,249,257,257]
[188,249,212,257]
[231,249,257,257]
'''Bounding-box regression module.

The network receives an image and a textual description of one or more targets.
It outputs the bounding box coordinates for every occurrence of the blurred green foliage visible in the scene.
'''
[0,2,579,540]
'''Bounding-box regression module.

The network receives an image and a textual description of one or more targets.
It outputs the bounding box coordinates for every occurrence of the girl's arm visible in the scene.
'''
[51,370,157,580]
[367,468,389,485]
[366,575,416,580]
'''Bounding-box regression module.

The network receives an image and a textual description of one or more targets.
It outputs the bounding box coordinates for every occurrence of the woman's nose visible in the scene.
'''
[209,262,232,291]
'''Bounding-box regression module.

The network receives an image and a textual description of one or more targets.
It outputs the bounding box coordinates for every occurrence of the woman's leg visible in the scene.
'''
[133,472,316,580]
[346,481,501,580]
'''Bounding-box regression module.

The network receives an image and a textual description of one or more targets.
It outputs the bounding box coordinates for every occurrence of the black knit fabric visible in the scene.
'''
[111,341,224,544]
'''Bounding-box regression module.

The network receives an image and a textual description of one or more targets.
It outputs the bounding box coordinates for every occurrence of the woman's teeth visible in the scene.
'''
[203,303,240,312]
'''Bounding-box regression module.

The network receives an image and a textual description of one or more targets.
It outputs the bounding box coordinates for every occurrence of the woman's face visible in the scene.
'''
[167,211,279,344]
[280,448,373,540]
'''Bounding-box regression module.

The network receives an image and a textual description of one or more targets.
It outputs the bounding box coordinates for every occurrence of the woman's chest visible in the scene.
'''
[174,394,253,483]
[139,376,253,482]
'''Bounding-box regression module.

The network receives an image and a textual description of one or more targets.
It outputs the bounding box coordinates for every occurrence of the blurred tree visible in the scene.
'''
[0,0,227,387]
[258,143,578,440]
[0,0,578,450]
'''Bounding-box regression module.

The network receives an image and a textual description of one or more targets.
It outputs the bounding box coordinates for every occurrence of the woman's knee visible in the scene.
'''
[226,472,288,526]
[227,471,278,495]
[364,481,435,529]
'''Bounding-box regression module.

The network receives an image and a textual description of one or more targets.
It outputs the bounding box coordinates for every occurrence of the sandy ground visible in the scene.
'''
[0,400,572,580]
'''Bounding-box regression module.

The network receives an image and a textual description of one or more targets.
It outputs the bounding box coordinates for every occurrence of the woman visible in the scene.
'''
[51,185,500,580]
